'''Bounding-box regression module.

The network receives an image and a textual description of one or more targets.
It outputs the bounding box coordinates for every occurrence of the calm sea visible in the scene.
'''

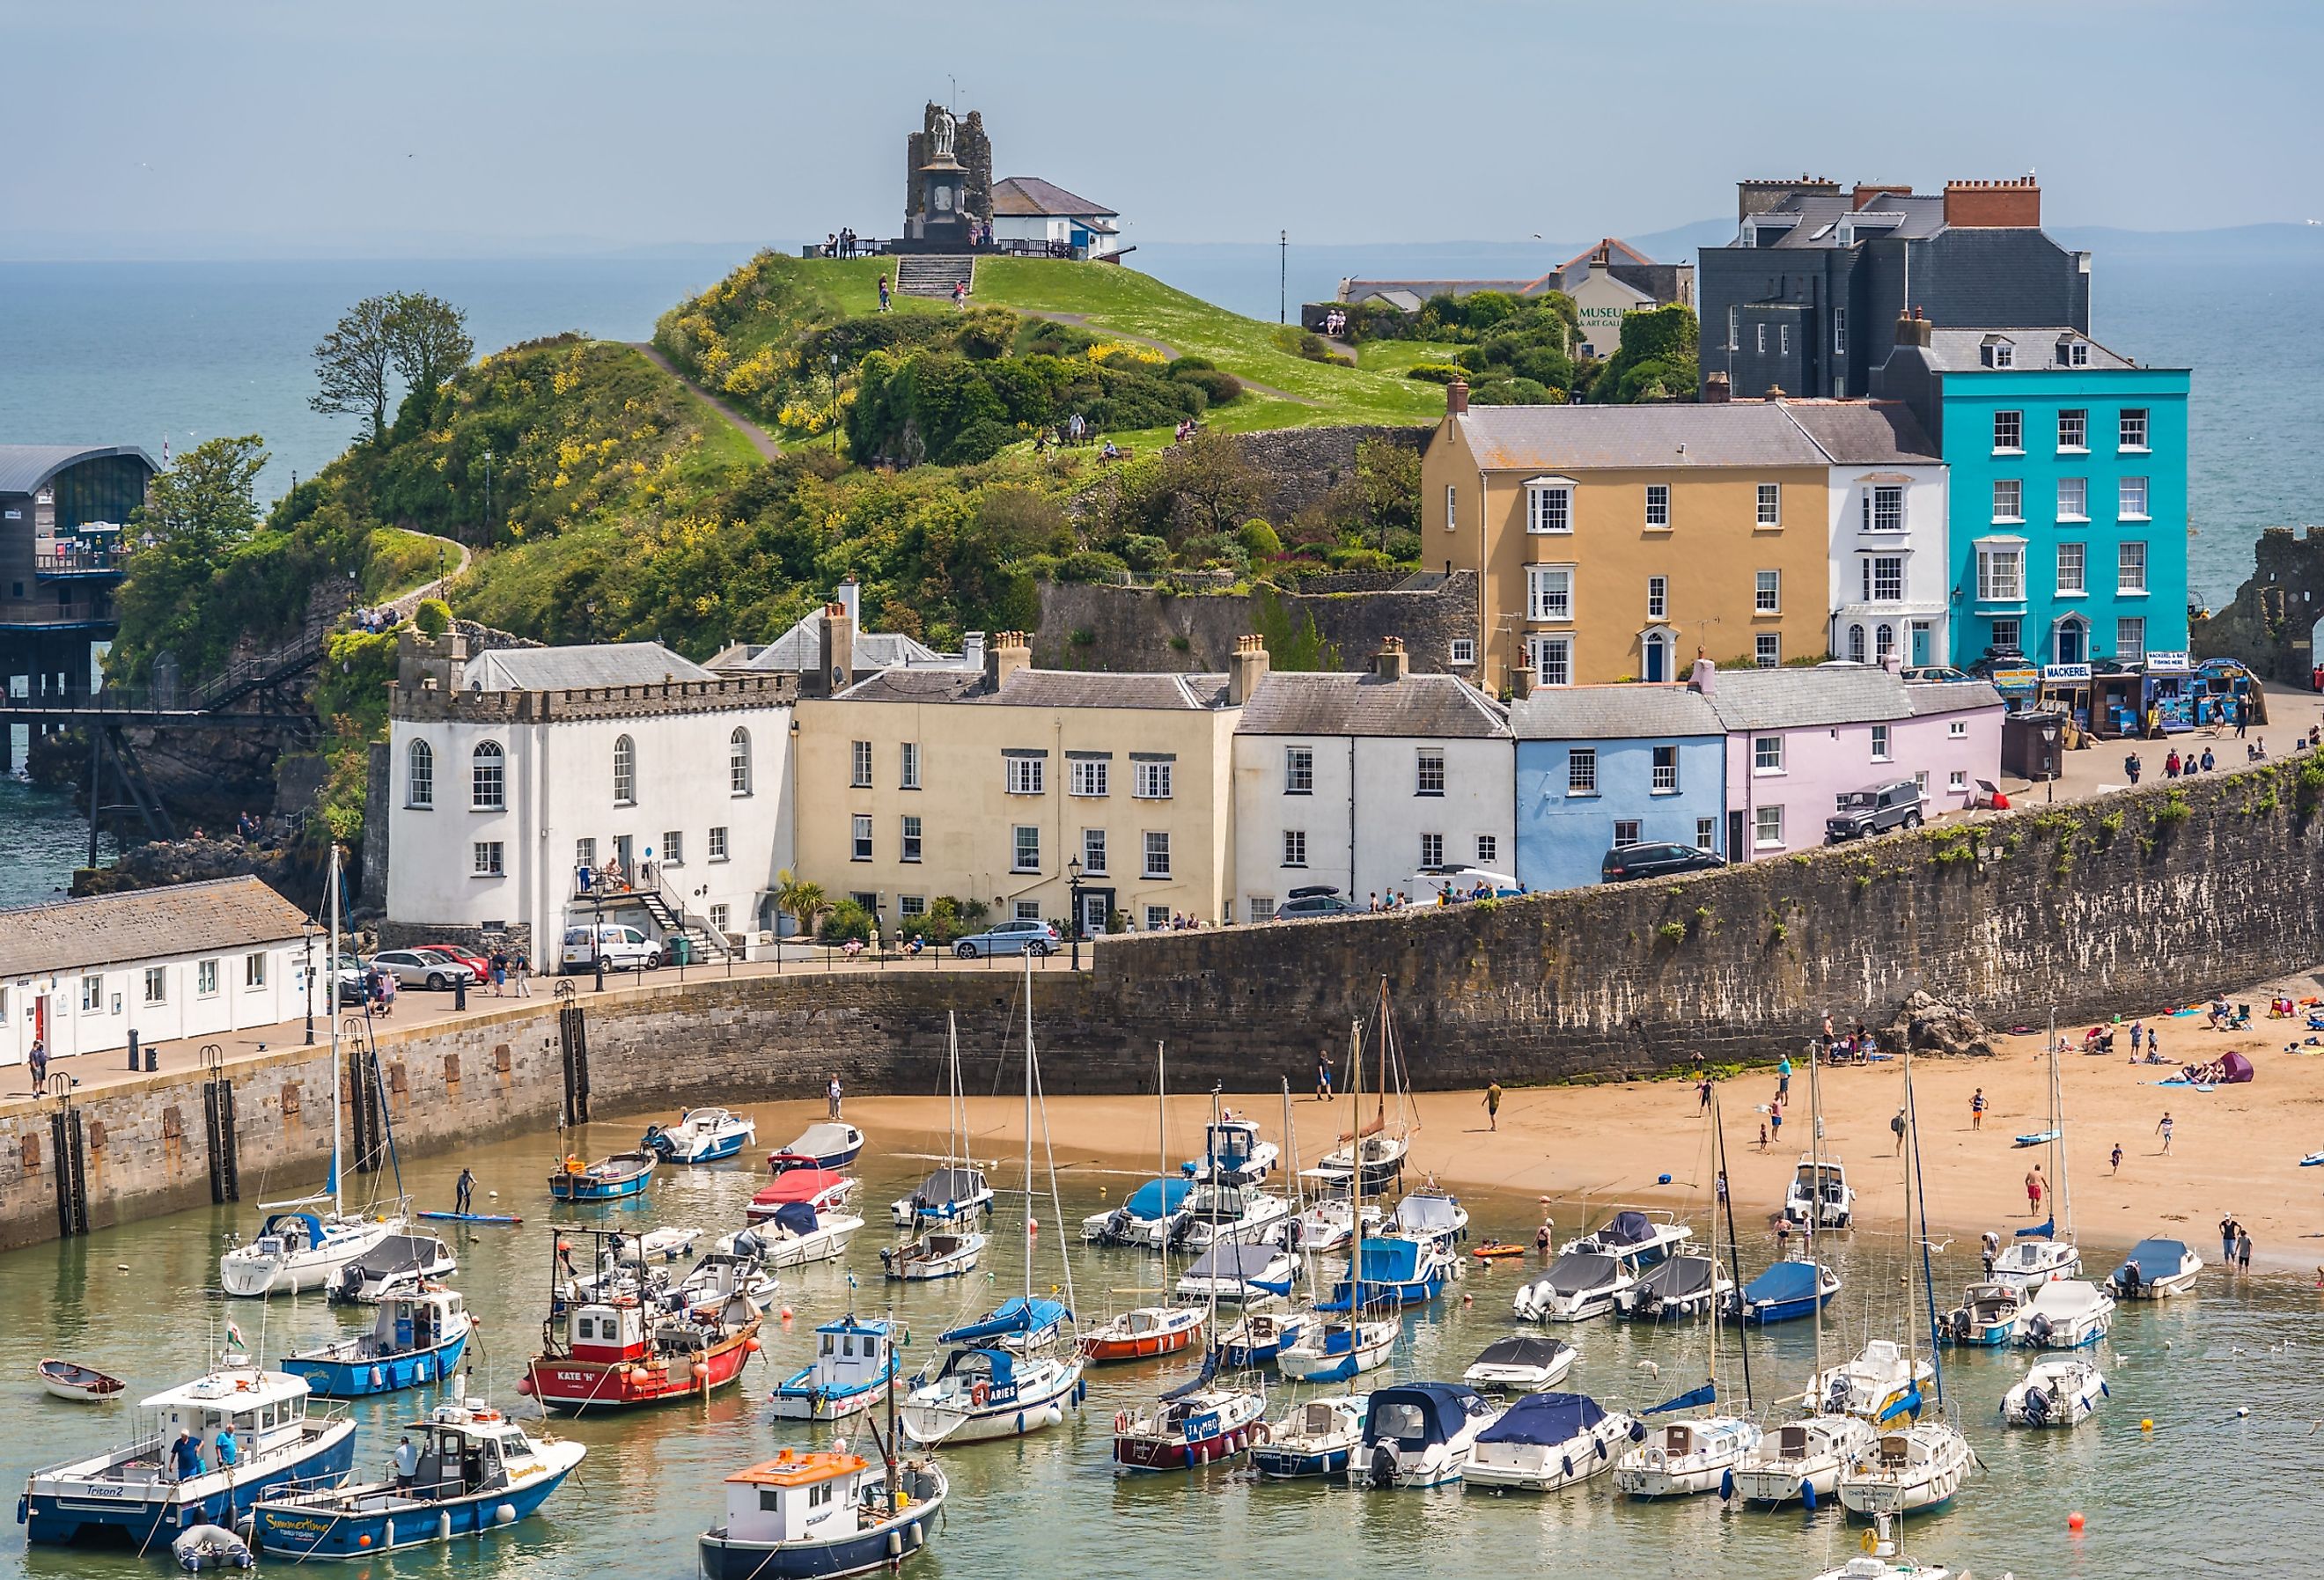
[3,246,2319,899]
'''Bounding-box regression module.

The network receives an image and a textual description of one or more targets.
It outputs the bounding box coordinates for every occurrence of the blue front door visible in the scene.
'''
[1643,637,1667,683]
[1910,622,1932,666]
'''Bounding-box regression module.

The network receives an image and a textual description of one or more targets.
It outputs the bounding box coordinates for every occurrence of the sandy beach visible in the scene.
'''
[770,970,2324,1275]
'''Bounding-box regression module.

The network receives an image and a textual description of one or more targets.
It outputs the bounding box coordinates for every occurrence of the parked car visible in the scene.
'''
[369,948,478,991]
[1825,780,1925,843]
[1276,893,1357,921]
[952,920,1059,959]
[418,942,492,978]
[332,951,369,1006]
[1600,842,1725,883]
[1899,665,1971,685]
[560,923,663,975]
[1966,646,2030,680]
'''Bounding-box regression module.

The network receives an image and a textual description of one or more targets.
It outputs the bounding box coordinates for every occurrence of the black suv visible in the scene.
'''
[1825,780,1925,842]
[1601,841,1725,883]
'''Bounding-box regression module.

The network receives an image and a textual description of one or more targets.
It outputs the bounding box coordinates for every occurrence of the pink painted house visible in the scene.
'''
[1687,661,2003,859]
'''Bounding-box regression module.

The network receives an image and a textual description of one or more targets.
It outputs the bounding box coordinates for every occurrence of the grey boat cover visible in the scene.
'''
[1472,1336,1570,1371]
[1634,1255,1715,1300]
[1541,1253,1622,1293]
[1394,1194,1464,1237]
[350,1235,449,1277]
[1185,1242,1283,1282]
[914,1167,988,1206]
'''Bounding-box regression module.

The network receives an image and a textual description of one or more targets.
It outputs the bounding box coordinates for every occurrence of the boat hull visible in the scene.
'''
[1465,1431,1627,1493]
[769,1374,896,1422]
[284,1328,470,1399]
[548,1172,651,1202]
[21,1423,357,1547]
[219,1224,398,1298]
[898,1368,1083,1446]
[1077,1326,1198,1363]
[700,1489,941,1580]
[1278,1337,1393,1385]
[1252,1441,1352,1478]
[1733,1454,1847,1506]
[250,1459,577,1559]
[1113,1405,1268,1473]
[525,1326,757,1412]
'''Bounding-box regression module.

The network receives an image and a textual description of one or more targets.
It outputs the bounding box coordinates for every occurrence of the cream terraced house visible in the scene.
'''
[793,634,1244,935]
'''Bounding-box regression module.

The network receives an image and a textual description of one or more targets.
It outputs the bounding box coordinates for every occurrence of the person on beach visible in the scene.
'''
[1757,1120,1769,1150]
[1697,1077,1713,1113]
[1482,1079,1502,1131]
[1315,1053,1332,1101]
[1769,1105,1783,1145]
[827,1073,843,1120]
[1971,1088,1986,1130]
[1535,1219,1553,1257]
[2130,1021,2144,1055]
[2238,1226,2253,1270]
[2110,1143,2123,1173]
[2158,1111,2174,1154]
[1891,1107,1908,1155]
[1776,1054,1792,1104]
[2221,1216,2239,1264]
[2026,1165,2045,1216]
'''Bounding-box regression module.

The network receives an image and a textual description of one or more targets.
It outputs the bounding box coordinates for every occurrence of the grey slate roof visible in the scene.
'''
[1458,403,1828,471]
[736,609,946,675]
[0,444,157,496]
[470,642,712,692]
[1238,672,1510,738]
[1510,684,1724,741]
[1905,680,2005,717]
[1738,191,1949,248]
[833,667,1232,710]
[1774,401,1939,464]
[0,876,309,979]
[1700,665,1912,731]
[1919,327,2136,372]
[990,176,1117,219]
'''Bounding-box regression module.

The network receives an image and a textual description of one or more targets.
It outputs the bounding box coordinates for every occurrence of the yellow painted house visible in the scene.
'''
[1423,386,1834,689]
[793,634,1258,937]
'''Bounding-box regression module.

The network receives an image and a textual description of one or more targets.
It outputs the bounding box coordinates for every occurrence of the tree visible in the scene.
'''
[383,292,474,426]
[312,296,398,443]
[774,869,829,939]
[1593,304,1700,406]
[1161,430,1261,541]
[113,435,270,680]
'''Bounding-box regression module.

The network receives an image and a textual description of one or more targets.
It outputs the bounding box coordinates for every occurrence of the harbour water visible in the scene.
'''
[6,1102,2320,1578]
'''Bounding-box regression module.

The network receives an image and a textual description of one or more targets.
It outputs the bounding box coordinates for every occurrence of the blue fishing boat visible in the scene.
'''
[768,1121,865,1172]
[1723,1260,1841,1325]
[1078,1175,1193,1247]
[1316,1236,1453,1309]
[250,1400,584,1559]
[1217,1307,1312,1368]
[283,1290,472,1399]
[19,1361,355,1547]
[700,1451,945,1580]
[770,1316,901,1422]
[547,1150,655,1202]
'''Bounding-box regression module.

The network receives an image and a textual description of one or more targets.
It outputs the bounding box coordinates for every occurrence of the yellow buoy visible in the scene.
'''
[2141,1418,2155,1431]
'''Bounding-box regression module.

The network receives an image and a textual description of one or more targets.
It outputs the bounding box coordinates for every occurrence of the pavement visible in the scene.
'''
[1985,677,2324,812]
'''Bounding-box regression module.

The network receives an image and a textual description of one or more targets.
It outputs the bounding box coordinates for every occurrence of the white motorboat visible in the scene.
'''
[1174,1240,1299,1303]
[621,1225,701,1265]
[2014,1278,2114,1349]
[2002,1356,2106,1427]
[768,1315,899,1422]
[1288,1177,1382,1253]
[1989,1233,2081,1295]
[1733,1415,1879,1506]
[1081,1176,1195,1247]
[1783,1157,1857,1228]
[881,1231,985,1282]
[699,1450,943,1579]
[733,1202,862,1268]
[1613,1415,1761,1497]
[1513,1252,1634,1323]
[221,1207,403,1299]
[1177,1183,1291,1250]
[677,1245,781,1307]
[1277,1317,1396,1384]
[1808,1511,1954,1580]
[1350,1383,1503,1488]
[1836,1421,1974,1518]
[328,1232,457,1304]
[2110,1237,2203,1298]
[1937,1282,2023,1349]
[1462,1335,1575,1393]
[1463,1391,1637,1492]
[1560,1209,1691,1270]
[1389,1187,1469,1250]
[1803,1340,1935,1422]
[765,1121,864,1172]
[1613,1253,1731,1321]
[1991,1035,2085,1294]
[1182,1118,1279,1184]
[1252,1393,1367,1479]
[642,1106,756,1165]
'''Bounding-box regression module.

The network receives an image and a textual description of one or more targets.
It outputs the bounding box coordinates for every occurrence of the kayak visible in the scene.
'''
[417,1210,525,1224]
[1472,1242,1532,1260]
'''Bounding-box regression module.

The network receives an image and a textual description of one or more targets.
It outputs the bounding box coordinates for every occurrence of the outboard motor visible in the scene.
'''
[1368,1442,1399,1489]
[1824,1377,1850,1415]
[1947,1307,1971,1341]
[2026,1313,2053,1345]
[2022,1385,2052,1424]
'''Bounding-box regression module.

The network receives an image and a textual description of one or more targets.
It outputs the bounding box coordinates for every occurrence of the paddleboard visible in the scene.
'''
[2012,1129,2061,1149]
[418,1209,524,1224]
[1471,1242,1530,1260]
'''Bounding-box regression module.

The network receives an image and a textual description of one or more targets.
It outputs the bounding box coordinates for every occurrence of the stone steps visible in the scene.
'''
[895,256,974,298]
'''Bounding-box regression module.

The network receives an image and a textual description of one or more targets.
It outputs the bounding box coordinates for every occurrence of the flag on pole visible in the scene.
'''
[226,1320,248,1355]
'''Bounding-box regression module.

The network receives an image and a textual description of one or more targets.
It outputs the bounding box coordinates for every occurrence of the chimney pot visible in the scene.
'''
[989,629,1032,690]
[1228,632,1271,706]
[1688,657,1718,696]
[1703,371,1731,405]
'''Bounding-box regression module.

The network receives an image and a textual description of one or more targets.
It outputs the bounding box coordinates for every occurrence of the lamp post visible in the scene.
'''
[592,892,607,994]
[2041,717,2062,804]
[302,918,317,1047]
[1066,856,1084,971]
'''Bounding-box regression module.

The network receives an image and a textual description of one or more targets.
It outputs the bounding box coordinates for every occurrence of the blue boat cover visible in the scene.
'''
[1347,1237,1424,1282]
[1476,1392,1605,1447]
[940,1297,1068,1344]
[2015,1216,2056,1240]
[937,1347,1018,1387]
[2116,1238,2188,1280]
[1366,1384,1487,1448]
[1394,1194,1463,1237]
[1600,1210,1654,1247]
[1125,1178,1195,1218]
[768,1201,819,1237]
[1741,1261,1823,1305]
[262,1212,326,1244]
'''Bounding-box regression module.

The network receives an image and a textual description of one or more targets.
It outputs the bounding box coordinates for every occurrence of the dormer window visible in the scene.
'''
[2055,336,2090,367]
[1979,336,2015,369]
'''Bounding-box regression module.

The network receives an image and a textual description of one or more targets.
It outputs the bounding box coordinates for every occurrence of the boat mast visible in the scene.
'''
[328,841,342,1222]
[2050,1009,2074,1245]
[1157,1040,1169,1288]
[1023,959,1033,1307]
[1350,1015,1363,1316]
[1901,1046,1919,1376]
[1807,1036,1826,1387]
[1712,1083,1750,1409]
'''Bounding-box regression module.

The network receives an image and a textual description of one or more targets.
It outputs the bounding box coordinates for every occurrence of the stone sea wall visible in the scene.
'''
[3,763,2318,1250]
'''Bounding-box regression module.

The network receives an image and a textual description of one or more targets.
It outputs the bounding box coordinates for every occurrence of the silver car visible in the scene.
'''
[369,949,478,991]
[952,920,1059,959]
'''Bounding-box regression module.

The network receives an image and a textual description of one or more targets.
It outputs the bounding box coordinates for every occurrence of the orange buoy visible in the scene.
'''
[2069,1512,2085,1532]
[744,1336,762,1353]
[1028,1218,1039,1236]
[780,1305,795,1321]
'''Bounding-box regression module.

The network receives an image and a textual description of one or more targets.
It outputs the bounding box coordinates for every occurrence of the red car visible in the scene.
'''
[419,943,493,979]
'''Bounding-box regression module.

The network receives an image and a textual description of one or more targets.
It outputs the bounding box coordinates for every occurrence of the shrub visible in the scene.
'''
[1272,326,1335,362]
[943,417,1018,466]
[1236,518,1283,559]
[1655,920,1688,944]
[412,597,452,636]
[819,899,873,945]
[1070,627,1096,646]
[1118,533,1170,571]
[1323,546,1394,571]
[1170,364,1243,406]
[1404,363,1470,385]
[1177,533,1248,571]
[1167,634,1191,651]
[1055,549,1129,584]
[2152,789,2192,828]
[1468,377,1554,406]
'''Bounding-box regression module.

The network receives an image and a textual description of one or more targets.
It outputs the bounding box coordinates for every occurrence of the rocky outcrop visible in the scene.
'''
[71,833,322,914]
[1882,989,1997,1058]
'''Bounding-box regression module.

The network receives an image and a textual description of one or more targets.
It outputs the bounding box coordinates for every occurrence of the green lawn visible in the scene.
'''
[1355,339,1467,374]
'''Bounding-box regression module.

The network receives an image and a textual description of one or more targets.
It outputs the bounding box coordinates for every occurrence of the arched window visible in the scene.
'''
[407,739,434,808]
[729,727,752,796]
[1847,624,1867,665]
[1874,623,1896,662]
[471,741,504,810]
[613,734,636,805]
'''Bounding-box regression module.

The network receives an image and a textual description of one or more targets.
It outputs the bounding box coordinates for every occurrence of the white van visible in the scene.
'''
[560,922,663,975]
[1401,867,1524,907]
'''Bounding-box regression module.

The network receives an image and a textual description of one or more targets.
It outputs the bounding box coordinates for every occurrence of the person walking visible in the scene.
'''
[2157,1110,2174,1154]
[1315,1052,1332,1101]
[379,971,397,1018]
[1890,1106,1908,1155]
[1697,1077,1713,1113]
[489,947,509,997]
[2221,1215,2239,1266]
[2235,696,2249,739]
[1769,1103,1784,1147]
[26,1037,47,1096]
[2109,1142,2123,1173]
[2124,751,2141,785]
[1970,1088,1986,1130]
[827,1073,843,1120]
[2237,1226,2253,1270]
[1482,1078,1503,1132]
[455,1168,476,1216]
[513,950,533,997]
[2025,1164,2045,1217]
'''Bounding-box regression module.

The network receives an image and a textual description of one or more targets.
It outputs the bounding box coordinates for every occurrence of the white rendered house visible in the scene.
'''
[1782,401,1953,670]
[383,634,795,959]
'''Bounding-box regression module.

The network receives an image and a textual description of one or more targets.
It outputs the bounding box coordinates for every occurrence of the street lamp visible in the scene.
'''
[1066,856,1084,971]
[302,916,317,1046]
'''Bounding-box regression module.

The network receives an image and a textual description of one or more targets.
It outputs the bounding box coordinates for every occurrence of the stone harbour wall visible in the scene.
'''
[4,763,2320,1250]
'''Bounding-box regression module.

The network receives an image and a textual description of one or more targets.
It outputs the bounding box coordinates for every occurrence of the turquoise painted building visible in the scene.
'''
[1511,685,1727,892]
[1876,322,2189,669]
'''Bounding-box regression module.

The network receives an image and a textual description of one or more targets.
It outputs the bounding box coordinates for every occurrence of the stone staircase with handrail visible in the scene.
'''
[894,255,974,298]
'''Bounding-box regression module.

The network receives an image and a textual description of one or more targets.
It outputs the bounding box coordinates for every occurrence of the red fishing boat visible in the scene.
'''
[518,1230,762,1412]
[746,1166,857,1223]
[1077,1303,1203,1363]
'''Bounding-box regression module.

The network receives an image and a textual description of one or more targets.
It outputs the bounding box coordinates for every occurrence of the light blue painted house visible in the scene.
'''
[1511,684,1727,892]
[1876,320,2190,671]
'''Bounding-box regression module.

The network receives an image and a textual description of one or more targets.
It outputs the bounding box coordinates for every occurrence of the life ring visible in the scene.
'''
[970,1381,990,1407]
[1113,1408,1129,1434]
[1250,1422,1270,1446]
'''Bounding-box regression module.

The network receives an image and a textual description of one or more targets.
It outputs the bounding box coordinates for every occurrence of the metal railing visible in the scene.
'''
[34,547,129,575]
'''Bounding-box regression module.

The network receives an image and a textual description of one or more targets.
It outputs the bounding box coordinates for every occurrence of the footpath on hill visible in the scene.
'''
[629,341,783,461]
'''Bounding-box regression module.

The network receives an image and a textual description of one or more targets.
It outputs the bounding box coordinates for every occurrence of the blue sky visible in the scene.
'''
[5,0,2320,255]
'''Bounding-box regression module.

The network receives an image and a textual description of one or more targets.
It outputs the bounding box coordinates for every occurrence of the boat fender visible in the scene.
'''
[1250,1422,1269,1446]
[416,1356,430,1381]
[908,1520,923,1549]
[888,1531,903,1557]
[1594,1437,1607,1460]
[1628,1420,1647,1444]
[439,1511,452,1541]
[371,1367,385,1389]
[1801,1478,1817,1511]
[1561,1454,1573,1479]
[494,1503,517,1526]
[1718,1468,1734,1502]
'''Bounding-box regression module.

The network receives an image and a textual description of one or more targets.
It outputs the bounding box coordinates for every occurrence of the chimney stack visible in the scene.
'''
[1509,664,1533,702]
[1372,636,1410,684]
[1445,379,1468,417]
[960,631,986,674]
[1703,371,1731,404]
[814,600,855,696]
[1943,177,2041,229]
[1227,633,1271,706]
[989,630,1032,690]
[1850,182,1912,211]
[835,576,862,635]
[1687,655,1717,696]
